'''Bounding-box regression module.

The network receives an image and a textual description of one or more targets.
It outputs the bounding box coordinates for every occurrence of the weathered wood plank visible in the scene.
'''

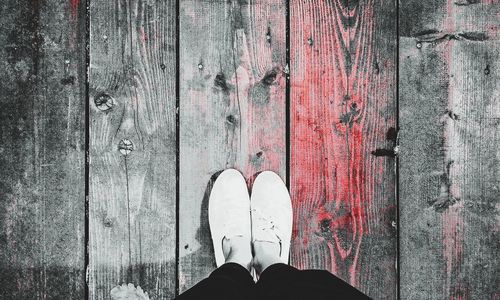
[179,0,287,292]
[290,0,398,298]
[0,0,86,298]
[89,0,177,298]
[399,1,500,299]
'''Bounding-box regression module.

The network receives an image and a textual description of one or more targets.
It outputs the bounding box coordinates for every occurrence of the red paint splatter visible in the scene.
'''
[442,1,467,298]
[139,27,147,43]
[70,0,80,20]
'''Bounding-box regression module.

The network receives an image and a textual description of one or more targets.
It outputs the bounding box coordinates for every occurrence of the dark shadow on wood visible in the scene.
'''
[0,267,85,300]
[179,171,224,290]
[195,171,223,258]
[247,171,263,188]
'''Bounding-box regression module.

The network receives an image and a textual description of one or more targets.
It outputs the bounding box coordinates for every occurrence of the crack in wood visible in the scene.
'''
[414,30,489,44]
[454,0,479,6]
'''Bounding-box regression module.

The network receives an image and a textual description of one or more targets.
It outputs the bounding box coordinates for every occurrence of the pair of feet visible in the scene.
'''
[209,169,293,276]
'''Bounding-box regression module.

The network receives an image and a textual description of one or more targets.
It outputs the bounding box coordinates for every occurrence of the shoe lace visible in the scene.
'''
[251,208,282,255]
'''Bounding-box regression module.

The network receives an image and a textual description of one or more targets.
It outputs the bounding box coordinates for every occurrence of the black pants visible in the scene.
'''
[176,263,371,300]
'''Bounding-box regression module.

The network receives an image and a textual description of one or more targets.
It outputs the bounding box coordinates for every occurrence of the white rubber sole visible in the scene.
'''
[208,169,251,267]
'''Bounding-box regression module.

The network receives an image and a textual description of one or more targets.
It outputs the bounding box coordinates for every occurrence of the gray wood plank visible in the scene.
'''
[179,0,287,292]
[88,0,177,298]
[0,0,86,298]
[399,1,500,299]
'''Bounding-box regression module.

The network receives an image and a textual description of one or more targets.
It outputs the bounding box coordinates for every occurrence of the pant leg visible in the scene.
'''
[255,263,371,300]
[175,263,255,300]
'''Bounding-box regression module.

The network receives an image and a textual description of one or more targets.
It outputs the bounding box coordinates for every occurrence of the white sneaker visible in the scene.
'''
[208,169,251,267]
[250,171,293,264]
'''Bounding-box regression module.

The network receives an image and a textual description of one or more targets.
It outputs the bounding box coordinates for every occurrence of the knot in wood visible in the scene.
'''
[320,218,331,233]
[94,93,114,111]
[61,76,76,85]
[484,65,490,75]
[262,69,277,85]
[386,127,398,143]
[214,73,229,92]
[118,139,134,156]
[374,61,380,74]
[103,217,114,228]
[226,115,238,125]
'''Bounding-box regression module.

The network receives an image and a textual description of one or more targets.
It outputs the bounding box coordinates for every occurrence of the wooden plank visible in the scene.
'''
[88,0,177,298]
[290,0,397,298]
[179,0,287,292]
[399,1,500,299]
[0,0,86,298]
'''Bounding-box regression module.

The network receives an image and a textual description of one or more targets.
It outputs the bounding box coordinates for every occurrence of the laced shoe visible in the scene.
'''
[208,169,252,267]
[250,171,293,264]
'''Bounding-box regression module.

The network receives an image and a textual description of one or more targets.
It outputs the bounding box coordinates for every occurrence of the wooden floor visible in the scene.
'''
[0,0,498,299]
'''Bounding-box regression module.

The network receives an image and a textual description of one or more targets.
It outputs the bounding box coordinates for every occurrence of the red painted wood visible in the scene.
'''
[70,0,80,19]
[290,0,397,298]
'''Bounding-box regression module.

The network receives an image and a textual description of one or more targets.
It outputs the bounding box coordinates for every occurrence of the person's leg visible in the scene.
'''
[176,232,255,300]
[176,170,254,299]
[175,262,254,300]
[176,237,255,299]
[250,171,370,299]
[255,262,371,300]
[252,240,281,275]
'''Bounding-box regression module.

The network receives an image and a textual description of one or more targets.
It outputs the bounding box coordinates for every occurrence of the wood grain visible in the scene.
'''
[290,0,397,298]
[0,0,86,298]
[179,0,286,292]
[399,0,500,299]
[89,0,177,298]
